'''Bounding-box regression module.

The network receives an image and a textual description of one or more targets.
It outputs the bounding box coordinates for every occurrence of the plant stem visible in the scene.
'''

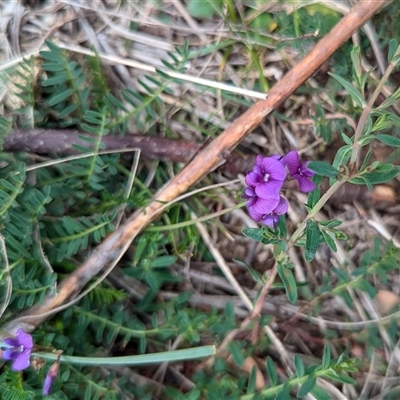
[350,44,400,167]
[289,179,346,246]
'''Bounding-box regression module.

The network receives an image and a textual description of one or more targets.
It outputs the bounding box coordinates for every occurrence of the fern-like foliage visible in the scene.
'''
[39,41,90,126]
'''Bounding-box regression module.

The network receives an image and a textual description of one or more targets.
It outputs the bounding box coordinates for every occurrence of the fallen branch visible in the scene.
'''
[4,129,256,175]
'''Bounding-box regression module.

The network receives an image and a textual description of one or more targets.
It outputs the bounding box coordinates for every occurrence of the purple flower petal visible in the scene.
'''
[16,329,33,350]
[261,157,286,181]
[247,206,263,222]
[3,338,19,347]
[43,374,54,396]
[245,170,262,187]
[43,361,59,396]
[255,180,283,198]
[2,349,20,361]
[251,195,280,215]
[261,214,280,227]
[1,329,33,371]
[271,154,285,164]
[255,155,263,166]
[299,162,315,177]
[274,196,289,215]
[242,187,255,200]
[284,151,300,175]
[284,151,316,193]
[12,349,31,371]
[296,175,316,193]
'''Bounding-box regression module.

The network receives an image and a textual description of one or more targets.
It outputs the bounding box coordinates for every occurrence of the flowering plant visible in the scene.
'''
[1,329,33,371]
[243,151,315,227]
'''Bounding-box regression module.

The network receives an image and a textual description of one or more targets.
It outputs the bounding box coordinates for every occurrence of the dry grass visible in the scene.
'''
[1,0,400,398]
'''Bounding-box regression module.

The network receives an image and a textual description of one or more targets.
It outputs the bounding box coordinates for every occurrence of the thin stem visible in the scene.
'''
[350,44,400,167]
[34,345,216,366]
[146,201,246,231]
[289,179,346,246]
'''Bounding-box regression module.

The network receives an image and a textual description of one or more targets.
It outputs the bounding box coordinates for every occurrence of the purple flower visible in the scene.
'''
[245,156,286,199]
[1,328,33,371]
[43,360,60,396]
[242,187,280,216]
[284,151,316,193]
[260,196,289,227]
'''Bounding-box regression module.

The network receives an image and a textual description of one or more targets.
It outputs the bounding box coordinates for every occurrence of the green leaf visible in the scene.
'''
[322,344,331,369]
[324,370,357,384]
[149,256,177,268]
[266,356,278,386]
[340,132,353,145]
[242,228,264,243]
[246,366,257,395]
[332,145,352,171]
[350,46,362,87]
[321,229,337,252]
[41,72,70,86]
[304,219,320,262]
[350,165,400,185]
[228,341,244,367]
[186,0,217,18]
[374,134,400,147]
[48,88,75,106]
[307,175,322,208]
[388,39,398,63]
[277,262,298,303]
[242,227,280,245]
[294,354,305,377]
[41,62,66,72]
[297,374,316,397]
[329,72,366,108]
[310,385,331,400]
[275,384,290,400]
[307,161,340,178]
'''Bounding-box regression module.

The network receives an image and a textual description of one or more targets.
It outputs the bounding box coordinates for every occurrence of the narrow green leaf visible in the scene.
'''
[328,72,366,108]
[48,88,74,106]
[322,344,331,369]
[40,50,62,62]
[277,262,298,303]
[298,375,316,397]
[304,219,320,262]
[388,39,398,62]
[59,103,79,119]
[307,161,340,178]
[307,175,322,208]
[41,72,69,86]
[228,341,244,367]
[350,165,400,185]
[242,228,264,243]
[42,62,66,72]
[321,229,337,252]
[374,134,400,147]
[266,356,278,386]
[246,366,257,395]
[275,384,290,400]
[350,46,362,86]
[149,255,177,268]
[187,0,216,18]
[340,132,353,145]
[294,354,305,377]
[324,370,357,384]
[310,384,330,400]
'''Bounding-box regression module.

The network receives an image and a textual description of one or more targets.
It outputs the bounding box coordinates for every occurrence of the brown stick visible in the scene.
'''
[4,0,388,333]
[5,129,256,175]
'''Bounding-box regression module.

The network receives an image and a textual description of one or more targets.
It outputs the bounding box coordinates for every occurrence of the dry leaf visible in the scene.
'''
[375,289,399,315]
[242,357,266,390]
